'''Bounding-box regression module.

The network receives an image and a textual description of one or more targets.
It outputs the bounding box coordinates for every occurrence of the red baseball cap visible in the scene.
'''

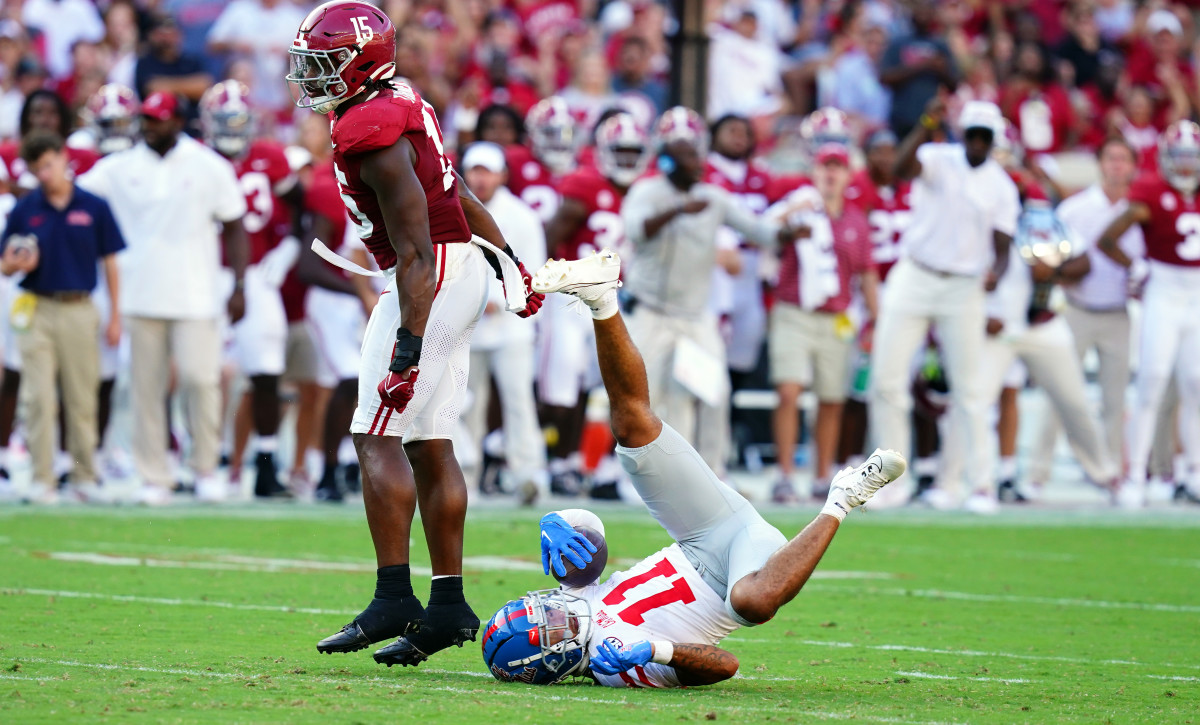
[815,142,850,166]
[140,91,179,120]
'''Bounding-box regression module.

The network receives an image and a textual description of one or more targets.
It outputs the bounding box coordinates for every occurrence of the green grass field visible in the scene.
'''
[1,503,1197,724]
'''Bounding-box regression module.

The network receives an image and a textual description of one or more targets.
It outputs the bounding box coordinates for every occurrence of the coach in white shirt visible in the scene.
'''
[867,99,1020,510]
[459,142,549,504]
[79,92,248,504]
[1029,138,1144,485]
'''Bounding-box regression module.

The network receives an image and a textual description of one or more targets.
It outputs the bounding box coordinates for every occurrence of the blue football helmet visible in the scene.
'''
[482,589,593,684]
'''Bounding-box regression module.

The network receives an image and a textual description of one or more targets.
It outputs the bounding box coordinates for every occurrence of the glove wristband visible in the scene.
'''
[502,243,521,264]
[651,641,673,665]
[389,328,422,372]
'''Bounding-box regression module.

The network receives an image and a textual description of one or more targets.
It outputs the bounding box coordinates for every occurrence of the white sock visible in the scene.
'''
[913,456,939,478]
[588,288,619,320]
[998,456,1017,482]
[257,435,279,454]
[820,488,850,522]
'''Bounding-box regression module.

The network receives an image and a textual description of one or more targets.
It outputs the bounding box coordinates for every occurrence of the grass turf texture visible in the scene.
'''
[0,505,1197,724]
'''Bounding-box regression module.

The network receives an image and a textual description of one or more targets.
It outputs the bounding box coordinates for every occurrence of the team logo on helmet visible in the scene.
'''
[482,589,593,686]
[285,0,397,115]
[1159,120,1200,196]
[200,80,255,159]
[526,97,578,175]
[81,84,138,156]
[594,113,650,187]
[652,106,708,155]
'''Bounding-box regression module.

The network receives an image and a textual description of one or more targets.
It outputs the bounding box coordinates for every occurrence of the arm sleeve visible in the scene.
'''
[620,181,655,246]
[96,200,126,256]
[993,173,1021,238]
[211,155,248,222]
[718,186,779,247]
[76,162,109,198]
[554,508,605,538]
[915,143,948,187]
[595,663,683,688]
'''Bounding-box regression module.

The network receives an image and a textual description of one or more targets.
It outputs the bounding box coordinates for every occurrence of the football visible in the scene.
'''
[553,526,608,588]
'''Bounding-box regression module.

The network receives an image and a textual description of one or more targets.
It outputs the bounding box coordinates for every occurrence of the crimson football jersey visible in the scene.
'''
[846,169,912,280]
[703,158,779,216]
[0,142,99,191]
[1129,174,1200,267]
[557,167,626,260]
[231,139,294,265]
[332,82,470,271]
[505,144,560,223]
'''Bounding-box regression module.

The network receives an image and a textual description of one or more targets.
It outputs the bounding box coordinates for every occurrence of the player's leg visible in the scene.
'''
[1172,317,1200,499]
[727,448,906,624]
[235,270,289,498]
[1123,284,1181,504]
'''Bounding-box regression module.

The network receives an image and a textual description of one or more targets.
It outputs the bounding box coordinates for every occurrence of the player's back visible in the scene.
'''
[331,82,469,270]
[505,144,560,222]
[558,166,625,260]
[848,169,911,277]
[233,139,294,263]
[1130,172,1200,267]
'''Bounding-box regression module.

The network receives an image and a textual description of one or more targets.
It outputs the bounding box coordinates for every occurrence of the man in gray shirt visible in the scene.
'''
[621,106,801,471]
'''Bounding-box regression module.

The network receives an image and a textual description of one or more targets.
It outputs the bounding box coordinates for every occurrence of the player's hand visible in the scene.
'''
[589,639,654,676]
[986,318,1004,336]
[513,261,545,318]
[1030,259,1056,283]
[539,512,597,576]
[377,366,418,412]
[858,318,875,353]
[923,96,947,127]
[105,317,121,348]
[1127,257,1149,298]
[227,287,246,324]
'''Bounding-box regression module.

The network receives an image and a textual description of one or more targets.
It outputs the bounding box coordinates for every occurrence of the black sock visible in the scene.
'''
[427,576,465,606]
[319,463,338,488]
[352,565,422,639]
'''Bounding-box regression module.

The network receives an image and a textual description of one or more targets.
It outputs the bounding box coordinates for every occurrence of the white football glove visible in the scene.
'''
[259,236,301,288]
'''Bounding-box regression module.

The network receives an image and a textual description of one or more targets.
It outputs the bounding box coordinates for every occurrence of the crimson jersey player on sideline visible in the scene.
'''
[286,0,544,666]
[0,90,99,195]
[507,96,578,223]
[540,113,650,495]
[201,80,303,499]
[1098,120,1200,507]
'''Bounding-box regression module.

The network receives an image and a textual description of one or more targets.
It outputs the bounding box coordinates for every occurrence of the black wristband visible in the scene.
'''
[389,327,422,372]
[501,243,520,265]
[483,249,504,280]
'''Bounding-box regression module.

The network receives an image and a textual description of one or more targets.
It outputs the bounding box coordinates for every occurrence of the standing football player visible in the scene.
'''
[508,96,577,223]
[1096,120,1200,506]
[540,112,650,496]
[201,79,300,500]
[287,0,543,663]
[477,249,905,687]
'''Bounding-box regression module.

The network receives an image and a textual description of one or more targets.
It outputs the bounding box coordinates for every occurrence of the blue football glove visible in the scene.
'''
[588,639,654,676]
[539,512,597,576]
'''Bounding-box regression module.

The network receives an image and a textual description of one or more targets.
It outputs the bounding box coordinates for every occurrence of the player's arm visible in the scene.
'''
[1096,202,1151,268]
[590,639,739,687]
[359,136,437,336]
[221,219,248,323]
[544,196,588,259]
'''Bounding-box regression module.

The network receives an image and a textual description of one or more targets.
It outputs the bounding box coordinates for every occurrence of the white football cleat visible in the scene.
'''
[963,491,1000,515]
[195,474,227,503]
[829,448,907,510]
[531,250,622,319]
[1116,480,1146,510]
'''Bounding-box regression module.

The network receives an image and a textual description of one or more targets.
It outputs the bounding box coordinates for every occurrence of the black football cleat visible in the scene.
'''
[373,602,479,667]
[316,596,425,654]
[254,452,293,499]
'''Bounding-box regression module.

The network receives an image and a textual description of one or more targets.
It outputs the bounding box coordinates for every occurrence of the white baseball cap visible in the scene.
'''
[462,142,507,173]
[1147,9,1183,37]
[959,100,1003,135]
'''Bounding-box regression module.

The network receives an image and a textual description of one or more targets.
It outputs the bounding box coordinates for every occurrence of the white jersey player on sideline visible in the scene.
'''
[476,249,906,688]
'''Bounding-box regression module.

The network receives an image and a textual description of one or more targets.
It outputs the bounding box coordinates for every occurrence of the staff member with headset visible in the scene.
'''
[867,98,1020,512]
[620,106,803,473]
[0,131,124,504]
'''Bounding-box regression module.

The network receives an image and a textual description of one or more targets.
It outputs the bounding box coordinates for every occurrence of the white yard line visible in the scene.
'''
[40,551,540,575]
[0,587,360,616]
[1147,674,1200,682]
[895,671,1034,684]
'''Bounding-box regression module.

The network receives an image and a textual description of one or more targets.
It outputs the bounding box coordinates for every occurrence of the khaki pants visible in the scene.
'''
[466,341,546,486]
[1029,305,1130,482]
[18,296,100,488]
[129,316,221,488]
[627,306,730,474]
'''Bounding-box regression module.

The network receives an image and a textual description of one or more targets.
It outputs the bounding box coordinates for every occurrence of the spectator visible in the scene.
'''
[1094,0,1136,44]
[459,142,548,504]
[78,92,248,505]
[868,99,1019,513]
[1056,3,1115,90]
[474,104,525,148]
[559,48,618,133]
[206,0,307,118]
[1000,42,1076,154]
[164,0,230,77]
[103,1,141,92]
[21,0,105,80]
[879,0,955,138]
[708,8,784,127]
[0,131,123,504]
[54,40,107,117]
[1110,85,1170,170]
[612,35,667,119]
[135,12,213,106]
[1122,8,1195,125]
[818,2,891,128]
